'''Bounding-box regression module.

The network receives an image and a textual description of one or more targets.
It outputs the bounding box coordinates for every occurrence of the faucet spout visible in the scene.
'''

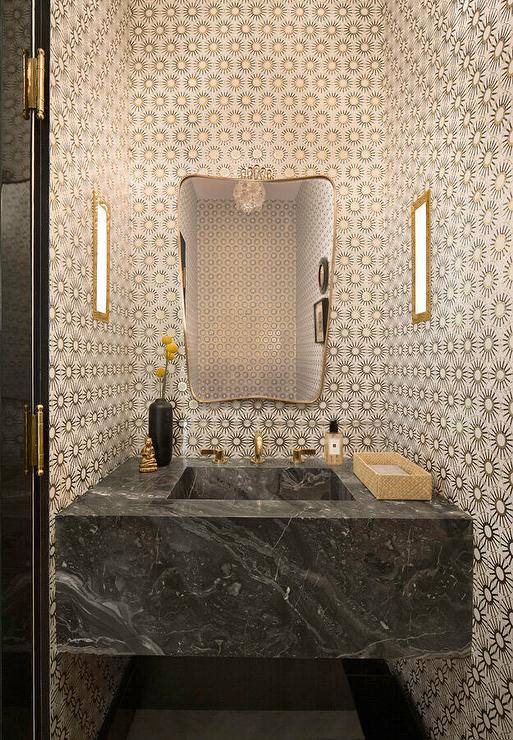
[201,447,228,464]
[251,431,264,464]
[291,447,316,464]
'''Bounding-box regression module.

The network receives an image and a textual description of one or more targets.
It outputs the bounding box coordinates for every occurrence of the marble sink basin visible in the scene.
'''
[56,459,472,660]
[170,466,354,502]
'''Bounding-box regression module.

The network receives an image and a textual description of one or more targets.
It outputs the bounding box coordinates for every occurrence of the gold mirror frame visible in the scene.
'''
[92,190,111,322]
[411,189,431,324]
[177,173,337,404]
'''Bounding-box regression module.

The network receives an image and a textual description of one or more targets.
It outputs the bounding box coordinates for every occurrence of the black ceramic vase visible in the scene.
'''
[148,398,173,466]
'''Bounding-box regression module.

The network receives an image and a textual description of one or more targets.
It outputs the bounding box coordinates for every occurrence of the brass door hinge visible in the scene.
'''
[23,49,45,120]
[24,404,45,477]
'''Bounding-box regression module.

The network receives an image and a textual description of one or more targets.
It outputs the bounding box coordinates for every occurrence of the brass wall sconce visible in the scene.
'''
[92,191,111,322]
[411,190,431,324]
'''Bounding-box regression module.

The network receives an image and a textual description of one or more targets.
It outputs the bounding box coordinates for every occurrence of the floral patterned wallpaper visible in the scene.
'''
[382,1,513,738]
[130,0,390,457]
[49,0,132,736]
[48,0,512,738]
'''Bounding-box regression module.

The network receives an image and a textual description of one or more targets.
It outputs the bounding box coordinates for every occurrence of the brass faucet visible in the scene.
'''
[251,431,264,464]
[201,447,228,464]
[291,447,316,464]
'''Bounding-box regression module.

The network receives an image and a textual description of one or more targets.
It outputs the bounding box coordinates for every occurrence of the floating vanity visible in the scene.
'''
[56,459,472,660]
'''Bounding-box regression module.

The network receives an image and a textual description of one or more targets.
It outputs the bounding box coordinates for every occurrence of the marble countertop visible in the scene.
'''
[58,456,471,522]
[56,457,472,659]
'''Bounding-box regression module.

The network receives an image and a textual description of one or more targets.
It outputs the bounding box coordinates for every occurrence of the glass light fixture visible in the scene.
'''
[233,179,265,213]
[233,165,272,213]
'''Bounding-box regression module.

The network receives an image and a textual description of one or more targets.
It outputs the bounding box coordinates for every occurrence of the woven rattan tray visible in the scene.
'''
[353,452,432,500]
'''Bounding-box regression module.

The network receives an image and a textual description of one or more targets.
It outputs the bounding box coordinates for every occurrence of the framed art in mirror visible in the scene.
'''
[314,298,329,343]
[411,190,431,324]
[92,191,110,322]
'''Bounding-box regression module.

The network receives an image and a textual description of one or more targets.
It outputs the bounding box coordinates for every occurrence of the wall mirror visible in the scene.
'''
[411,190,431,324]
[92,191,110,322]
[178,174,336,403]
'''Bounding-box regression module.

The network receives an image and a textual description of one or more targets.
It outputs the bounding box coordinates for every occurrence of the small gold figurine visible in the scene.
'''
[139,436,157,473]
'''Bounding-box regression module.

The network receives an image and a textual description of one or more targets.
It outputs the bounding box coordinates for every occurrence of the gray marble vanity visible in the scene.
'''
[56,459,472,659]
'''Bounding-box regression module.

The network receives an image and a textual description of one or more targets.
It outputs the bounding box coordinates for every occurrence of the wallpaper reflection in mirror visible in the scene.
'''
[179,176,335,403]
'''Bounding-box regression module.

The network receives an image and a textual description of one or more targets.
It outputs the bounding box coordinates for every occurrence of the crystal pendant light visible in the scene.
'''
[233,165,272,214]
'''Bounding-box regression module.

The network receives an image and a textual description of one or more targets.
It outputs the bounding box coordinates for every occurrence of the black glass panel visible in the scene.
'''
[1,0,34,736]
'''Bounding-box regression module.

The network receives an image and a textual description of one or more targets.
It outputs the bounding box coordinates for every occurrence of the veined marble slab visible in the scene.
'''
[56,458,472,659]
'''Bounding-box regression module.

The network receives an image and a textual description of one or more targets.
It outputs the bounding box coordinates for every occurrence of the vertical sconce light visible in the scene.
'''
[411,190,431,324]
[92,191,111,322]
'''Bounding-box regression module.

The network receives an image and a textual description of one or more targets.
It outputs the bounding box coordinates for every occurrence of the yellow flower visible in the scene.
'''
[166,346,176,361]
[166,342,179,355]
[161,335,174,345]
[155,367,166,378]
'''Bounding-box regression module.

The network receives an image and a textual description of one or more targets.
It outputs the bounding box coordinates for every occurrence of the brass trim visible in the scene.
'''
[24,404,44,476]
[92,190,111,322]
[411,189,431,324]
[23,48,45,120]
[36,49,45,120]
[36,404,44,477]
[177,173,337,405]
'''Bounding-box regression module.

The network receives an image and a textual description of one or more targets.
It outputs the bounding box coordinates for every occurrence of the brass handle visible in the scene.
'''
[36,48,45,120]
[22,48,45,120]
[36,404,44,477]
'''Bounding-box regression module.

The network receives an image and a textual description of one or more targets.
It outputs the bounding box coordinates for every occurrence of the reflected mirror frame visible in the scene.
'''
[411,189,431,324]
[92,190,111,322]
[177,173,337,405]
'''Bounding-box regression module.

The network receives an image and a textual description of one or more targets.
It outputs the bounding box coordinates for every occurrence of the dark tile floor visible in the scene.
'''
[105,657,424,740]
[126,710,364,739]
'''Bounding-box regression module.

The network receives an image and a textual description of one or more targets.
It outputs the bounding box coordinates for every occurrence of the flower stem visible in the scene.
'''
[161,359,169,399]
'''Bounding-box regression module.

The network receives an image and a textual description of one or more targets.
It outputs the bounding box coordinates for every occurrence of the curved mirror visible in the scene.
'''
[178,175,335,403]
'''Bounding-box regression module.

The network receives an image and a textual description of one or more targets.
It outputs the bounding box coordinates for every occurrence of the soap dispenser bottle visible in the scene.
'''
[324,420,344,465]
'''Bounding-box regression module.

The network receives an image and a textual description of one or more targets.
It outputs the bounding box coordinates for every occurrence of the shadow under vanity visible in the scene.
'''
[56,458,472,660]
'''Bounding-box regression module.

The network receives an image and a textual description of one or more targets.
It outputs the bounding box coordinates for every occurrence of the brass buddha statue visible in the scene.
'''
[139,436,157,473]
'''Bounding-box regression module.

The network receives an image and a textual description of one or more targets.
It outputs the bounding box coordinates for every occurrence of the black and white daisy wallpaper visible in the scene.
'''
[48,0,512,738]
[49,1,133,737]
[382,2,512,739]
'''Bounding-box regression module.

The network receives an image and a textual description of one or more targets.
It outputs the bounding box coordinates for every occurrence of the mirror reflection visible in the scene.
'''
[178,175,335,403]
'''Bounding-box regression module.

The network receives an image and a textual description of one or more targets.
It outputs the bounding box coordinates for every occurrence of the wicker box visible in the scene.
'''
[353,452,432,501]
